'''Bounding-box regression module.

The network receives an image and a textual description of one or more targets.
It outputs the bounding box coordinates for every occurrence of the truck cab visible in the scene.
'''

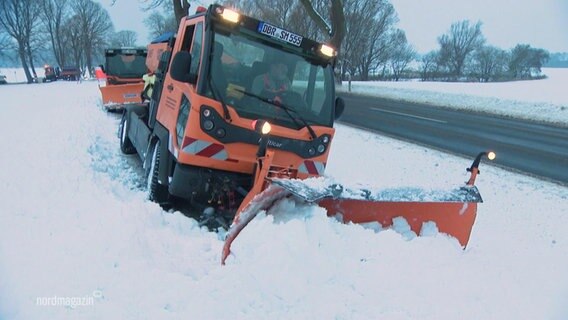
[121,5,343,223]
[103,48,147,84]
[99,48,148,107]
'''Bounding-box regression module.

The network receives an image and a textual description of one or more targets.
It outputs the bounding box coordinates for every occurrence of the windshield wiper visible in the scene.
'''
[209,74,231,121]
[235,88,317,139]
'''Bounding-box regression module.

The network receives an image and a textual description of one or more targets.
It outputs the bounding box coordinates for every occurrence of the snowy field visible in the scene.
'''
[0,79,567,319]
[0,68,50,83]
[338,68,568,126]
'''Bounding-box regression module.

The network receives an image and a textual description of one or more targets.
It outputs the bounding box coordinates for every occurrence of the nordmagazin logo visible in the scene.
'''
[36,290,102,308]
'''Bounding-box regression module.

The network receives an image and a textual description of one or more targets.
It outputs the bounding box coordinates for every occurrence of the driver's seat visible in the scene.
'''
[247,61,267,91]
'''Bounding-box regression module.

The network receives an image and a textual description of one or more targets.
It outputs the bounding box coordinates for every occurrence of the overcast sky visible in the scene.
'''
[99,0,568,53]
[389,0,568,53]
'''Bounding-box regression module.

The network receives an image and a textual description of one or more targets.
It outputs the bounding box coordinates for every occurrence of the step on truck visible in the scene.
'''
[119,4,494,264]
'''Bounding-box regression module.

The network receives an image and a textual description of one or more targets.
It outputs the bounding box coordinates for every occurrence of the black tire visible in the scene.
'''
[119,112,136,154]
[146,141,169,203]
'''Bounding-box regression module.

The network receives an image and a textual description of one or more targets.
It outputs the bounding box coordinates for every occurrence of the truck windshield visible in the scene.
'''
[206,29,334,128]
[105,52,147,78]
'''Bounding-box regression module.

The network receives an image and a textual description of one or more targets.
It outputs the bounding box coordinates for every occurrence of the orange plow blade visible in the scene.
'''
[221,179,483,264]
[271,178,482,247]
[319,198,478,247]
[221,151,495,265]
[99,83,144,107]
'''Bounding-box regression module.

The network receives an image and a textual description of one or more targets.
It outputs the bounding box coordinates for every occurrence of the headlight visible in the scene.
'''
[216,7,240,23]
[319,44,336,57]
[252,120,272,135]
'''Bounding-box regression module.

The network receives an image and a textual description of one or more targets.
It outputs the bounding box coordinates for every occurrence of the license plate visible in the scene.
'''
[257,22,303,47]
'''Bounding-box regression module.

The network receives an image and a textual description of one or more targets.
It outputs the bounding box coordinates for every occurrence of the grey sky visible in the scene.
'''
[99,0,568,53]
[389,0,568,53]
[97,0,213,45]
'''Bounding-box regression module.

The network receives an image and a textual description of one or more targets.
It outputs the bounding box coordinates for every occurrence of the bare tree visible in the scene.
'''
[509,44,549,79]
[340,0,380,79]
[111,31,138,47]
[0,30,13,58]
[339,0,397,80]
[472,46,508,82]
[144,10,178,41]
[227,0,325,42]
[40,0,70,68]
[62,15,84,68]
[287,0,327,41]
[438,20,485,79]
[25,3,43,79]
[0,0,39,83]
[420,51,438,81]
[298,0,346,53]
[113,0,190,26]
[389,29,415,81]
[362,1,397,80]
[71,0,114,74]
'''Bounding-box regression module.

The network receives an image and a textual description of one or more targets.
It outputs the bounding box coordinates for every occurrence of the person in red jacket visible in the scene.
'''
[251,61,291,103]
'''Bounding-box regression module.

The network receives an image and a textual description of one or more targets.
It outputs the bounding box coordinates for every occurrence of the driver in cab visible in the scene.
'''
[251,61,291,104]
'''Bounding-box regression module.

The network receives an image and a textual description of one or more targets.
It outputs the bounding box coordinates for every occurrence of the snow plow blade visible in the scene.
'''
[99,83,144,109]
[275,178,481,247]
[278,179,483,248]
[222,180,481,264]
[221,151,495,264]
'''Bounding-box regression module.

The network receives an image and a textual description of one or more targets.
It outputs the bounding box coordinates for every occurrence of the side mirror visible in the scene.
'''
[334,96,345,120]
[170,51,195,83]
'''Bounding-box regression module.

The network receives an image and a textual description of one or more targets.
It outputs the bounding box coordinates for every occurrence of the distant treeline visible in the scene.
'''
[544,53,568,68]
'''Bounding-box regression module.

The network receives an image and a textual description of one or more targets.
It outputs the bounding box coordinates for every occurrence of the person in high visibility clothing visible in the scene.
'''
[141,70,156,101]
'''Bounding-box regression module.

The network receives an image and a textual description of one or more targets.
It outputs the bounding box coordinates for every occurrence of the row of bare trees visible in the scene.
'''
[421,20,550,82]
[141,0,411,82]
[3,0,550,84]
[0,0,139,83]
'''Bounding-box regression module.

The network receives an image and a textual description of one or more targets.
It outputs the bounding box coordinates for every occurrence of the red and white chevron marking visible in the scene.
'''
[181,137,228,160]
[298,160,325,176]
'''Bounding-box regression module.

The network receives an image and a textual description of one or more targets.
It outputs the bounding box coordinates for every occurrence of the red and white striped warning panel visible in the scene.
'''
[298,160,326,176]
[181,137,228,160]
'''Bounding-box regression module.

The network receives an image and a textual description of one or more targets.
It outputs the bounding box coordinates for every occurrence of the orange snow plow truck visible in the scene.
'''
[119,5,495,264]
[98,47,147,109]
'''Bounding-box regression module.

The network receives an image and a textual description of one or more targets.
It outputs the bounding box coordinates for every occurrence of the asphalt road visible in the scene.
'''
[338,93,568,185]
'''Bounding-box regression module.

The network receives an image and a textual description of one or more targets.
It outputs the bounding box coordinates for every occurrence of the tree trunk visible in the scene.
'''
[173,0,190,25]
[26,42,37,79]
[18,42,33,83]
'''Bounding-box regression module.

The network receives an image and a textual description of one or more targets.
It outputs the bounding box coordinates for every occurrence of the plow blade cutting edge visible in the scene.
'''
[222,151,495,265]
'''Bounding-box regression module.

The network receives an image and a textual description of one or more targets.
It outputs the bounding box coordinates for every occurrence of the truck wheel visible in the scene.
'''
[146,141,169,203]
[119,112,136,154]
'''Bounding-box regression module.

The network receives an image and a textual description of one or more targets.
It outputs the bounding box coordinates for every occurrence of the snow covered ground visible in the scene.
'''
[0,79,567,319]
